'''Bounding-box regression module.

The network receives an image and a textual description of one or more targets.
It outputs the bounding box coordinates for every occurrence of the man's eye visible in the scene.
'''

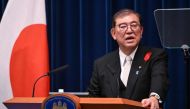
[131,23,138,27]
[120,25,127,28]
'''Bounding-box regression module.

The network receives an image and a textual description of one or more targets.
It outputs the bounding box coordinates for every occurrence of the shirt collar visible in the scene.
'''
[119,46,138,66]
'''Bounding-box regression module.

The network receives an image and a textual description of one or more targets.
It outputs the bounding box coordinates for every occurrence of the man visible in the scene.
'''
[87,9,168,109]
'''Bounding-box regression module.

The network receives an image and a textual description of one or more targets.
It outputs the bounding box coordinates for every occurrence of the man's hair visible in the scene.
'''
[112,9,143,27]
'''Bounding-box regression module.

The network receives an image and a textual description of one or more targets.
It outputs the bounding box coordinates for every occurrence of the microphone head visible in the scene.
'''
[48,64,69,75]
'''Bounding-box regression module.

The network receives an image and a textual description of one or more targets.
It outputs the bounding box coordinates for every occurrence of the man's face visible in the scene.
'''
[111,13,143,50]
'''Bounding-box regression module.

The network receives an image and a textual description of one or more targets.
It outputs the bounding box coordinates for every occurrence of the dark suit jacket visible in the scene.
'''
[87,46,168,102]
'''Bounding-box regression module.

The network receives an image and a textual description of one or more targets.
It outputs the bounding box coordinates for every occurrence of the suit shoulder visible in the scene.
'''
[142,46,167,58]
[94,50,118,64]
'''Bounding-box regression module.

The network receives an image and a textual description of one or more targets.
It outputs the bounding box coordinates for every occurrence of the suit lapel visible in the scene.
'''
[125,46,148,98]
[106,50,121,97]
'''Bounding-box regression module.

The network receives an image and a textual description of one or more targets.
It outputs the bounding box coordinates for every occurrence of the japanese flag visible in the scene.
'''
[0,0,49,108]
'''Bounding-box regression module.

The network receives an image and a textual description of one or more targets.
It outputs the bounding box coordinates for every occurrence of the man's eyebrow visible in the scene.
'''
[130,21,139,24]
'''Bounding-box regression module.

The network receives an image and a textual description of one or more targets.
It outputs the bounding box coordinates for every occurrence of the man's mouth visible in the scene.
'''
[124,36,135,42]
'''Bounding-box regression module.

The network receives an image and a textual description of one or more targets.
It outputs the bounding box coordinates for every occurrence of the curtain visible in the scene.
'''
[1,0,190,109]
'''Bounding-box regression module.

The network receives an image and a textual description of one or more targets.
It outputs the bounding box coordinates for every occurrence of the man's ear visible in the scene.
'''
[140,26,143,38]
[110,28,116,40]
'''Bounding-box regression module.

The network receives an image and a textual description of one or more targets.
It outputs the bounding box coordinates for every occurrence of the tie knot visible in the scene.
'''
[123,56,132,66]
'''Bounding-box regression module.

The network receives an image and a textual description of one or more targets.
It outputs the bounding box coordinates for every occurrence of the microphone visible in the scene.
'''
[114,72,120,98]
[117,77,120,98]
[32,64,69,97]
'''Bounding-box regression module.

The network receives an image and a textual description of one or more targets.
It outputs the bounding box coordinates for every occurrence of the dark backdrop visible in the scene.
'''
[1,0,190,109]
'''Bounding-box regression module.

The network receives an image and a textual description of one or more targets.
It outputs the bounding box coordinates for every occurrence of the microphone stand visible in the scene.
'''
[32,64,69,97]
[182,45,190,109]
[32,73,49,97]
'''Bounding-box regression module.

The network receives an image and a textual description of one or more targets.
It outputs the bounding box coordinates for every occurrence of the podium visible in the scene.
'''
[3,94,145,109]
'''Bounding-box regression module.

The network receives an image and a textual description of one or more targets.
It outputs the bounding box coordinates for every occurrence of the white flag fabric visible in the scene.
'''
[0,0,49,108]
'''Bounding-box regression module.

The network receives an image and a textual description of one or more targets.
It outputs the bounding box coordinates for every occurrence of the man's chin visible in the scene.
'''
[124,43,137,47]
